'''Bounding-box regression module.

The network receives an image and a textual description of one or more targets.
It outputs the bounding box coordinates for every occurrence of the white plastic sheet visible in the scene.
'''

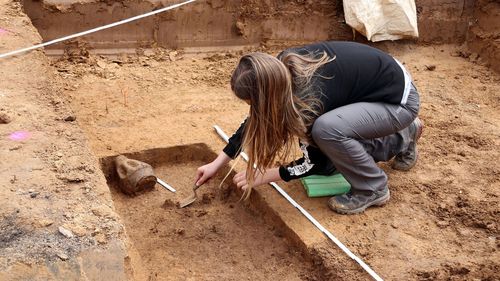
[343,0,419,42]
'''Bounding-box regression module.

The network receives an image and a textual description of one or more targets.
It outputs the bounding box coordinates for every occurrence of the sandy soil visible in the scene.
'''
[101,148,322,281]
[1,0,499,280]
[0,0,129,280]
[47,43,500,280]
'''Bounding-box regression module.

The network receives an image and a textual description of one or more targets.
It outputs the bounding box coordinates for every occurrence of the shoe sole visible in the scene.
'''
[392,117,424,171]
[393,149,419,171]
[330,190,391,215]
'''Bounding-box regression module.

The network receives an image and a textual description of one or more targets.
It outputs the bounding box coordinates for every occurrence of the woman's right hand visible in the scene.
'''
[195,152,232,186]
[195,162,219,186]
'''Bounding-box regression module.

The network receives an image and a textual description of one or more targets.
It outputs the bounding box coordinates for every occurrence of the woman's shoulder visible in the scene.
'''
[278,41,335,60]
[282,41,384,56]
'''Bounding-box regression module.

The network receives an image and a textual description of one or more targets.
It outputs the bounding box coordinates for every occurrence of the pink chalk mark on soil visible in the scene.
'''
[0,28,8,35]
[8,131,32,141]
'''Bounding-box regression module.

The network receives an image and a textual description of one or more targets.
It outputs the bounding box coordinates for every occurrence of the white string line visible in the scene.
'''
[214,125,384,281]
[0,0,197,59]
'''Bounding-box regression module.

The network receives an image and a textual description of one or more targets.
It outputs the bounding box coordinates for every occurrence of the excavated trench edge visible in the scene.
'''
[99,143,336,280]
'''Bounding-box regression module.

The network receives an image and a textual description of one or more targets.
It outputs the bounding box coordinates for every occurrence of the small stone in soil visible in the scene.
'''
[175,228,185,235]
[9,145,22,151]
[57,253,69,260]
[196,210,208,217]
[91,205,114,218]
[64,115,76,122]
[38,219,54,227]
[95,233,107,244]
[425,65,436,71]
[210,225,217,233]
[58,226,74,238]
[201,193,212,204]
[235,21,245,36]
[436,220,449,228]
[162,198,176,208]
[0,112,11,124]
[168,51,178,62]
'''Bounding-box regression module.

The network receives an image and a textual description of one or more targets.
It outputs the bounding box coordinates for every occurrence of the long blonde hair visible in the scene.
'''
[231,50,333,199]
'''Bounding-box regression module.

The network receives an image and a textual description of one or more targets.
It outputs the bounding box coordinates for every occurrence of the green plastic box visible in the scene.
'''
[300,173,351,198]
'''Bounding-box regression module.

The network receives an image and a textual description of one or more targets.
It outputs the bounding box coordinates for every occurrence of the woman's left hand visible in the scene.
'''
[232,168,281,191]
[233,170,265,191]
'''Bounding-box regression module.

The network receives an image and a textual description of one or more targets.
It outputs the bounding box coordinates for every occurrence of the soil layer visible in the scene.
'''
[101,145,321,281]
[21,0,480,55]
[467,0,500,72]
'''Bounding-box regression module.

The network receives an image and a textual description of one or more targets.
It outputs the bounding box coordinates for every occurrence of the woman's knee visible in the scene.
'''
[311,114,345,144]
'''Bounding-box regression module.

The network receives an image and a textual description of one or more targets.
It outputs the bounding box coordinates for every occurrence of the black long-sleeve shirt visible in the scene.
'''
[223,41,409,181]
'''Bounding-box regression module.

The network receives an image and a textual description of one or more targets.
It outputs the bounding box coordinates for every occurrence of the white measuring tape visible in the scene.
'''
[0,0,197,59]
[214,125,383,281]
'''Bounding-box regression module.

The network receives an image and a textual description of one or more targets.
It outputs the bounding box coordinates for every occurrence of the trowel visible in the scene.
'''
[179,184,202,208]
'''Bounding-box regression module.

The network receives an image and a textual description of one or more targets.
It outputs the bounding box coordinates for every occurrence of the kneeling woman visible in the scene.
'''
[195,41,423,214]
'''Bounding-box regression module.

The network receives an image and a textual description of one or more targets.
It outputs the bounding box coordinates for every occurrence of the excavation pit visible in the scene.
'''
[100,144,322,280]
[0,0,497,279]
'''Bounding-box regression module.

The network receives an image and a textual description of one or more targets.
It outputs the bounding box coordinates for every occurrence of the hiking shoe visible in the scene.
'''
[392,117,424,171]
[328,186,390,215]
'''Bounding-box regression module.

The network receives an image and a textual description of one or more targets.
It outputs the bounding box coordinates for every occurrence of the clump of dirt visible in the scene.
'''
[432,195,498,233]
[0,112,12,124]
[414,261,499,281]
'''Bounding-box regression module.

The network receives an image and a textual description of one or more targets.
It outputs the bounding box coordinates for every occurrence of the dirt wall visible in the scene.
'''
[21,0,481,54]
[467,0,500,72]
[416,0,475,43]
[21,0,348,51]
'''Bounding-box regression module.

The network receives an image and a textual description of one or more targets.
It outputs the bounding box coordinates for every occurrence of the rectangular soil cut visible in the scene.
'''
[100,144,321,281]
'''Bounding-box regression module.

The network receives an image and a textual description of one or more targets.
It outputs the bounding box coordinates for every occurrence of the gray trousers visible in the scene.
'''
[311,85,420,192]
